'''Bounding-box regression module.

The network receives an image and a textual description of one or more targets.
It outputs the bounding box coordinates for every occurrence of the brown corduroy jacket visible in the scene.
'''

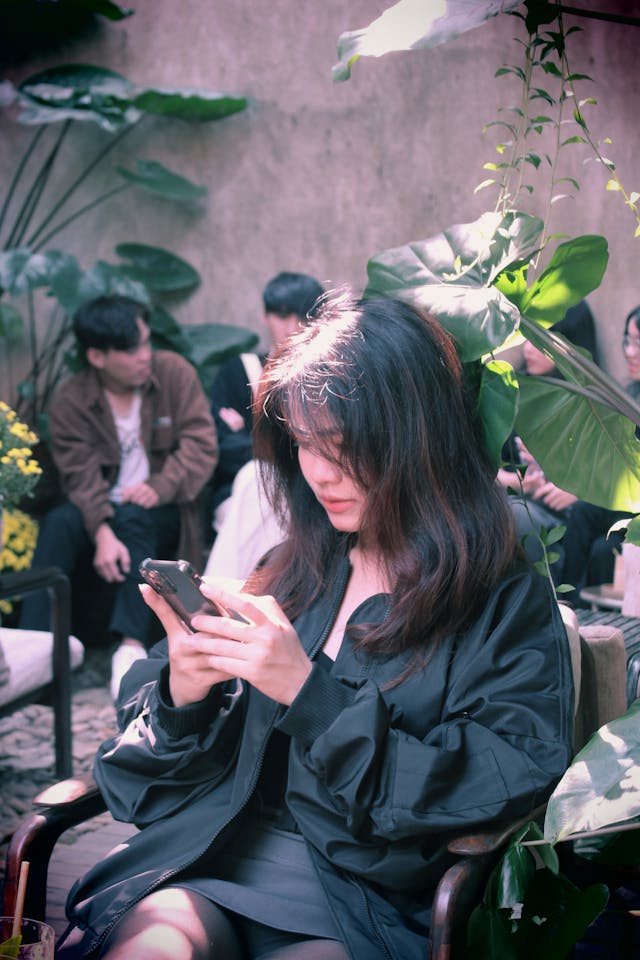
[48,350,218,568]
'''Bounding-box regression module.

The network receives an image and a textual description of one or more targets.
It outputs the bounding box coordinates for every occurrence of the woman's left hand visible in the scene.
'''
[190,582,313,706]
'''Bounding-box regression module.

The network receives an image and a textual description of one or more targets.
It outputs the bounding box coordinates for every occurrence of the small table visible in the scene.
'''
[579,584,624,611]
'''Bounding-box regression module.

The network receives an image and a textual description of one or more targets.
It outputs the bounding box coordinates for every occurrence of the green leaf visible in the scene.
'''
[0,248,80,297]
[115,244,201,292]
[180,324,259,393]
[116,160,207,203]
[149,305,191,354]
[75,260,150,308]
[0,934,21,959]
[514,869,608,958]
[132,88,247,122]
[365,211,543,361]
[332,0,522,81]
[476,360,518,468]
[16,63,137,130]
[484,825,539,910]
[518,235,608,325]
[515,375,640,511]
[545,699,640,843]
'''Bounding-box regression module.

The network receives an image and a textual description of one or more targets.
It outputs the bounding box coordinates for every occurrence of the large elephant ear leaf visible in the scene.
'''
[115,244,201,292]
[519,235,609,326]
[116,161,207,203]
[365,211,542,360]
[333,0,522,81]
[132,88,248,121]
[476,359,519,469]
[16,64,136,129]
[544,700,640,845]
[516,375,640,512]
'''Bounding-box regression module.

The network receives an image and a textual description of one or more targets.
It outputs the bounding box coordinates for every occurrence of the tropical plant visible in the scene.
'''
[333,0,640,538]
[331,1,640,951]
[0,63,256,434]
[466,700,640,957]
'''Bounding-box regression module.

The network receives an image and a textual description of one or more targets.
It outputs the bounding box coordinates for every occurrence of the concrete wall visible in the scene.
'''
[1,0,639,392]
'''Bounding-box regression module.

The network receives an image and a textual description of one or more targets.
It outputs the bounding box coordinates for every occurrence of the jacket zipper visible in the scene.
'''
[348,872,395,960]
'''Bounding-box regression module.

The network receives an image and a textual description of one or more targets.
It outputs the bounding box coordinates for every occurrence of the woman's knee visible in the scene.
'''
[98,887,243,960]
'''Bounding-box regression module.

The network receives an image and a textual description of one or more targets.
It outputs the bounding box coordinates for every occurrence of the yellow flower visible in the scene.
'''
[0,403,42,508]
[0,507,39,613]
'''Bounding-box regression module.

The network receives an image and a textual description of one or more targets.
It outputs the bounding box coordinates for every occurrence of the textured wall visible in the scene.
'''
[1,0,638,388]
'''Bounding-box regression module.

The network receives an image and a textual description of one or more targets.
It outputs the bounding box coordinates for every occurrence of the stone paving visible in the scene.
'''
[0,647,117,888]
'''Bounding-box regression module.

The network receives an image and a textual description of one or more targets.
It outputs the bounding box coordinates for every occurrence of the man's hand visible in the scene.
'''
[120,482,160,509]
[219,407,245,432]
[94,523,131,582]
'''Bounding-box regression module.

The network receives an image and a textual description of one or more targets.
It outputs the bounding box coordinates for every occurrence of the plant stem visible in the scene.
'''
[31,183,130,251]
[4,121,71,249]
[26,117,143,248]
[0,126,45,239]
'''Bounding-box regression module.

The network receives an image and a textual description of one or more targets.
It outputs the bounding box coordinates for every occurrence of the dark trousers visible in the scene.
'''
[19,500,180,647]
[560,501,631,604]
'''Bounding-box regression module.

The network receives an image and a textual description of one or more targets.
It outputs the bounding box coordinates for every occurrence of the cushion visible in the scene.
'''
[0,628,84,707]
[0,637,8,689]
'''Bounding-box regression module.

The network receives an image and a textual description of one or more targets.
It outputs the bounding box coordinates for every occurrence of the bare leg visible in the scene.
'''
[98,887,244,960]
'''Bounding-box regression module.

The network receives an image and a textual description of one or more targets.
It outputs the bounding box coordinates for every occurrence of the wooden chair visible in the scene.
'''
[1,612,629,957]
[0,567,83,779]
[2,771,543,959]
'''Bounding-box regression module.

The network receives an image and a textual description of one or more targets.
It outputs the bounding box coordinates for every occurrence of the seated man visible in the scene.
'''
[19,295,218,698]
[209,271,324,532]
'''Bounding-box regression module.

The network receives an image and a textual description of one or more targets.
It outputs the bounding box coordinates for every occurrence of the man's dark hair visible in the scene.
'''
[73,296,150,353]
[262,272,324,323]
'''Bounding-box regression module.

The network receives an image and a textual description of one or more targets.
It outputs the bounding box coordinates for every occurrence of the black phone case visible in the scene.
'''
[139,558,220,629]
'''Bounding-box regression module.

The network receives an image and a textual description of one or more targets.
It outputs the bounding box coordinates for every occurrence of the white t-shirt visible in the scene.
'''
[109,391,149,503]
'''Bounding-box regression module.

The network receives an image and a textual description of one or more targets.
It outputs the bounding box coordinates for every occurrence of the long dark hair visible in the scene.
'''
[251,295,517,660]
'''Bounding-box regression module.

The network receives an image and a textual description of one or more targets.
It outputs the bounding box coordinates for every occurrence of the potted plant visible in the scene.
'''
[0,60,256,438]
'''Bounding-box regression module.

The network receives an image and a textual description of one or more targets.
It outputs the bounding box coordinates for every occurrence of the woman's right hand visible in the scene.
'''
[140,584,235,707]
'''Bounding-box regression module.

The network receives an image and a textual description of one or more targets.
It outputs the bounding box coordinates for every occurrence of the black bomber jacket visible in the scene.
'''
[58,559,573,960]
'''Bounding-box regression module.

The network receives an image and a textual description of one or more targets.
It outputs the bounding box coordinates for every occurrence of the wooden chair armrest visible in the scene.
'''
[446,804,546,857]
[430,806,546,959]
[3,774,107,920]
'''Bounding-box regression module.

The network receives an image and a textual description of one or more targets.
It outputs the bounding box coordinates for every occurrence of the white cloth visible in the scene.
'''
[204,460,286,581]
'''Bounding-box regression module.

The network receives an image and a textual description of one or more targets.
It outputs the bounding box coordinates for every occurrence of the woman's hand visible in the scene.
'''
[190,582,313,707]
[140,584,235,707]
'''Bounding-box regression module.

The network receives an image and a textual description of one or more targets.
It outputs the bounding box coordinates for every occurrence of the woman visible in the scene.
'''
[57,297,573,960]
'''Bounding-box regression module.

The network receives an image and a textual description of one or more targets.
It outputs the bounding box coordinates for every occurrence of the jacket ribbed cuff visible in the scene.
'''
[276,662,357,746]
[155,667,225,738]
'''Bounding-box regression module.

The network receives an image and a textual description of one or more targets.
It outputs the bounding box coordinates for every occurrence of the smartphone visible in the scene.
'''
[139,558,245,630]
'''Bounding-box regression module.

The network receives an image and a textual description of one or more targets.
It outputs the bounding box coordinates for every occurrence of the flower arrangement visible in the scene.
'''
[0,506,38,615]
[0,401,42,508]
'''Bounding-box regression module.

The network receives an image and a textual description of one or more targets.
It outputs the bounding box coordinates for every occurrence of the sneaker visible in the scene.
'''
[110,642,147,701]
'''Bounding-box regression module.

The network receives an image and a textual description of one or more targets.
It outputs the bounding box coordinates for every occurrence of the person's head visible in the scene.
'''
[73,295,152,392]
[622,305,640,382]
[252,295,517,662]
[261,272,324,350]
[522,301,598,376]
